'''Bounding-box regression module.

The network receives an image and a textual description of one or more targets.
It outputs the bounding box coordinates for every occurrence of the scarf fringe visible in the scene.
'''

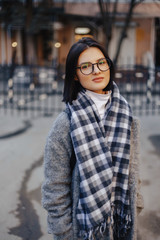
[79,217,110,240]
[79,206,132,240]
[112,205,132,239]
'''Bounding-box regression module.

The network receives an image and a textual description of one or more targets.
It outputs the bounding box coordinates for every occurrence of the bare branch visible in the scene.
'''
[112,0,119,26]
[114,0,137,65]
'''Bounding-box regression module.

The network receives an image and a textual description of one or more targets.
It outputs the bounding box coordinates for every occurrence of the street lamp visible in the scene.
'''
[54,42,61,48]
[12,42,17,48]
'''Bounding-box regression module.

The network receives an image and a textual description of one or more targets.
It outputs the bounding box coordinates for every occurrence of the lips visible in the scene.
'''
[92,77,104,82]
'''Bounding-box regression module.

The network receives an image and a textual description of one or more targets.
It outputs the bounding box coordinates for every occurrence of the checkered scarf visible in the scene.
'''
[67,82,133,240]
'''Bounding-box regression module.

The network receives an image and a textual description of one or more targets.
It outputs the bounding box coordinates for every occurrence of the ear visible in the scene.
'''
[74,75,78,81]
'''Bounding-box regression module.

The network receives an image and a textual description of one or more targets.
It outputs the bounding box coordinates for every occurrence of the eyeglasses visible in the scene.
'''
[76,58,111,75]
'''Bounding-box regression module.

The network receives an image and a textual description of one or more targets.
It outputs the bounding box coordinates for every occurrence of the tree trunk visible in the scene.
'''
[113,0,137,66]
[98,0,144,66]
[98,0,119,52]
[25,0,33,32]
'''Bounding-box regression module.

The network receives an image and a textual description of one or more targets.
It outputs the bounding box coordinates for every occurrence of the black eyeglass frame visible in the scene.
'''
[75,58,111,75]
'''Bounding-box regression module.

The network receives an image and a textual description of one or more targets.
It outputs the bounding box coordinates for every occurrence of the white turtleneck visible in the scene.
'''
[86,90,112,119]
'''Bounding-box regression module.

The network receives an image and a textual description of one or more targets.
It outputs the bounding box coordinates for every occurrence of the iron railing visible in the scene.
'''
[115,64,160,115]
[0,64,160,117]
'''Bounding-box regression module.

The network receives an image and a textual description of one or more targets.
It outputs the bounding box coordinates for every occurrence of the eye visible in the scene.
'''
[99,58,107,65]
[81,62,92,69]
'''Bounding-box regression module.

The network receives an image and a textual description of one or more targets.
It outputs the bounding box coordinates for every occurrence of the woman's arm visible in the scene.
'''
[128,117,144,240]
[41,112,73,240]
[130,117,144,213]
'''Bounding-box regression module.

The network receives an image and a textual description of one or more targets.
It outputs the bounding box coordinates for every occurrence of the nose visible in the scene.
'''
[93,63,100,74]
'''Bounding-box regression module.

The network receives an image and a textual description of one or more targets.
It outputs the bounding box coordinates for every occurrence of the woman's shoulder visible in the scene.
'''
[53,109,70,128]
[132,116,140,124]
[131,116,140,137]
[48,109,70,140]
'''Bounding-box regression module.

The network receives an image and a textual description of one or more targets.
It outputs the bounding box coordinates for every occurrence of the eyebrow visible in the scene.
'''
[79,57,105,65]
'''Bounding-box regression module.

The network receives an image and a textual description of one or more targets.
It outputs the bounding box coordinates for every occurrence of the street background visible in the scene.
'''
[0,99,160,240]
[0,1,160,239]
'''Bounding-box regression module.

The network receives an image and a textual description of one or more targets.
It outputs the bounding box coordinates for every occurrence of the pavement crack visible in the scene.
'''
[8,157,43,240]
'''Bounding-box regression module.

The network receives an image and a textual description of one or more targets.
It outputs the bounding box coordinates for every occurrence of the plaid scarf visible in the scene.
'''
[67,82,133,240]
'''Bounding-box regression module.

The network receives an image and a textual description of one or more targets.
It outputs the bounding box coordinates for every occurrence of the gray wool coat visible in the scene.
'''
[41,109,144,240]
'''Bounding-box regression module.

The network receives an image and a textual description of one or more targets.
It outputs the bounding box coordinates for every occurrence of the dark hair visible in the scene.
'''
[63,37,114,104]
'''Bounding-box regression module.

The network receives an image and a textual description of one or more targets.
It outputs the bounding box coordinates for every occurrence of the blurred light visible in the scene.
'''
[53,22,64,30]
[126,83,131,92]
[115,73,122,78]
[147,80,152,88]
[39,94,47,100]
[29,83,35,91]
[135,72,143,78]
[18,99,25,106]
[12,42,17,48]
[39,72,47,79]
[54,42,61,48]
[17,71,25,77]
[52,81,58,90]
[8,90,13,99]
[75,27,90,34]
[0,99,4,106]
[8,78,13,87]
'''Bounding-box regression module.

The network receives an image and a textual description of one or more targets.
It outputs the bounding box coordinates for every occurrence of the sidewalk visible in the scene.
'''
[0,111,56,240]
[0,113,32,139]
[137,115,160,240]
[0,112,160,240]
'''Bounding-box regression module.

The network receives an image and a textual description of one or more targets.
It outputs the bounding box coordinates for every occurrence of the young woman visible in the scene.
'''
[42,37,143,240]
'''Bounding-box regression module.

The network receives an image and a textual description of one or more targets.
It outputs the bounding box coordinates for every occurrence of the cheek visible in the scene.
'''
[76,72,88,85]
[105,70,110,79]
[104,71,110,84]
[79,77,89,88]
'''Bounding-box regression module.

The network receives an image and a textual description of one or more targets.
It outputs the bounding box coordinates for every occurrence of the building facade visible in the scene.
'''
[0,0,160,68]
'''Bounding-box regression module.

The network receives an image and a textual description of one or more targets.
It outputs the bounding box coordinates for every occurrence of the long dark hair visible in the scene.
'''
[63,37,114,104]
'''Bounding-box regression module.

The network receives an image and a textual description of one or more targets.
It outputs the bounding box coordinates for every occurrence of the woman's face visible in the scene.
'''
[76,47,110,94]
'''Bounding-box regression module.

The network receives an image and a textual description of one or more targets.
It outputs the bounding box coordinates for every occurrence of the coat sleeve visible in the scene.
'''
[131,117,144,213]
[41,112,73,240]
[128,117,144,240]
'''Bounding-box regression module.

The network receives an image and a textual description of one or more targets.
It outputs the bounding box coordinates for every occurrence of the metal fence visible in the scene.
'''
[0,64,65,118]
[115,64,160,115]
[0,64,160,117]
